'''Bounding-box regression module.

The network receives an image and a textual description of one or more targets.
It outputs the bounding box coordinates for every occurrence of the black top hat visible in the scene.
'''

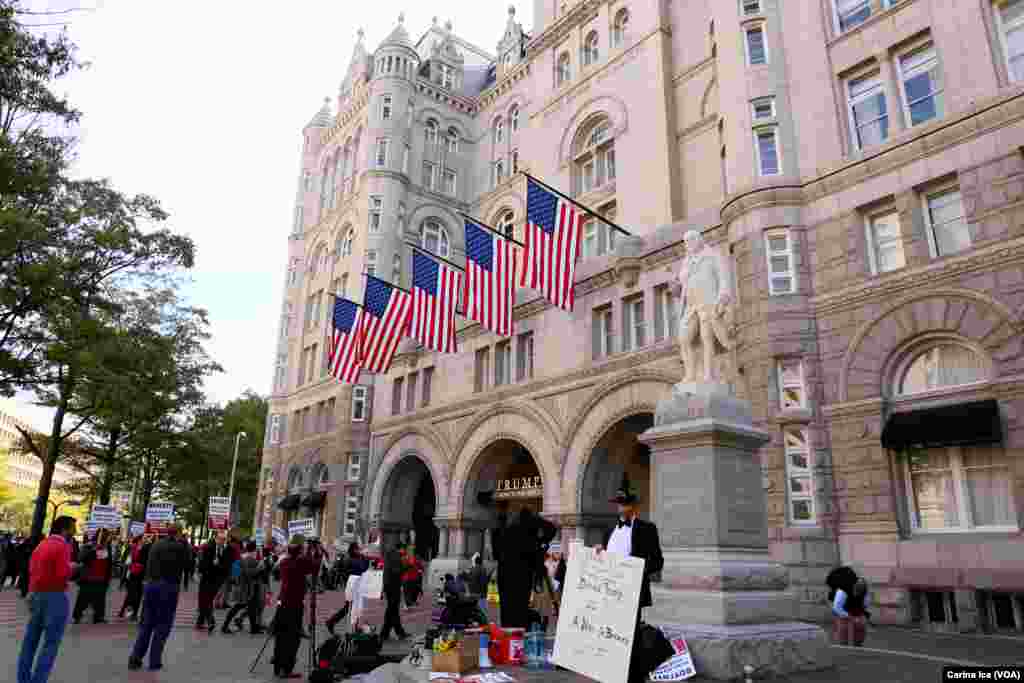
[609,473,639,504]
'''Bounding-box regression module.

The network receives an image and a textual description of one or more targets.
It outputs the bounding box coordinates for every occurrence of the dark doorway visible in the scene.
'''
[412,474,438,560]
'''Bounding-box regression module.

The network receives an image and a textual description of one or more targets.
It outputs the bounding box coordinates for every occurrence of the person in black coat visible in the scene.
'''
[379,545,408,641]
[600,480,664,620]
[196,533,234,631]
[497,507,557,628]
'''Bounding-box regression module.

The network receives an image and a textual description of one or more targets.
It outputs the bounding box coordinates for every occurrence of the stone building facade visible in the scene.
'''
[262,0,1024,631]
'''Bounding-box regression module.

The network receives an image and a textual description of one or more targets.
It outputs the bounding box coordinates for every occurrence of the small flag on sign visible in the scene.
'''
[519,177,583,311]
[328,297,365,384]
[411,251,462,353]
[360,276,412,373]
[464,218,517,337]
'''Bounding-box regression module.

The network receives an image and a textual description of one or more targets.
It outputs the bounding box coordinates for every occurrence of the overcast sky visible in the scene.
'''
[9,0,532,432]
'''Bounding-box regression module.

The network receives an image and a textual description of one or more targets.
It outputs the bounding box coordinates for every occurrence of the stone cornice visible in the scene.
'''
[677,113,718,143]
[821,397,885,419]
[672,54,714,85]
[371,343,678,435]
[414,79,477,115]
[477,62,533,113]
[527,0,603,56]
[811,236,1024,315]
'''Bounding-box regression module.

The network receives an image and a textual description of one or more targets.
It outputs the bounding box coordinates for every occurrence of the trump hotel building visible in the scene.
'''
[256,0,1024,634]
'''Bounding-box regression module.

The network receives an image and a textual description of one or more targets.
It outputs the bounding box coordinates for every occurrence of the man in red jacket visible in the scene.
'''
[17,516,78,683]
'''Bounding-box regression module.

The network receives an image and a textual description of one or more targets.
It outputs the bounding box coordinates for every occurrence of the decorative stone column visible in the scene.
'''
[639,383,832,680]
[437,525,450,557]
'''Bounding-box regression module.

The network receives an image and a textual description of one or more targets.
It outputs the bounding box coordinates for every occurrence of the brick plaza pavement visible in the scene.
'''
[1,585,1022,682]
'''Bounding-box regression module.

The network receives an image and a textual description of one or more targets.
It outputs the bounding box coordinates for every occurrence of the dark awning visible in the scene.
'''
[881,399,1002,451]
[277,494,301,511]
[302,491,327,509]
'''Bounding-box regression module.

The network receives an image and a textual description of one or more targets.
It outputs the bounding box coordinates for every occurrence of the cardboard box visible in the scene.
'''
[432,633,480,674]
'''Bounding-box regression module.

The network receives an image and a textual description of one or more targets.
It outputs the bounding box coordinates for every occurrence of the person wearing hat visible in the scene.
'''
[272,534,321,679]
[599,477,664,624]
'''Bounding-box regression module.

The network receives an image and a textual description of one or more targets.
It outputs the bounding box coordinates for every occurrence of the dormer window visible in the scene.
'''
[426,119,438,146]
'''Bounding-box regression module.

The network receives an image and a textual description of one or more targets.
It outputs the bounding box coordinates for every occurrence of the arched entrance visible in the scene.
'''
[461,438,544,560]
[379,455,438,559]
[578,413,654,545]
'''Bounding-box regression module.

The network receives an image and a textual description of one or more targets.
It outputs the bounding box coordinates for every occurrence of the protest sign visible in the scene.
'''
[552,541,645,683]
[145,501,174,523]
[129,521,145,538]
[89,504,122,530]
[650,636,697,681]
[253,528,265,547]
[208,496,230,530]
[272,527,287,546]
[287,518,316,539]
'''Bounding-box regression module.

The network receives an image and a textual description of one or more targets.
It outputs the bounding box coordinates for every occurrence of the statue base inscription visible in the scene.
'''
[640,384,832,679]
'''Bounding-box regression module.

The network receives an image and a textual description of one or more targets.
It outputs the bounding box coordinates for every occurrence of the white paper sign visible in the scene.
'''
[129,521,145,537]
[89,504,122,529]
[288,518,316,538]
[254,528,265,546]
[272,527,287,545]
[553,541,645,683]
[145,501,175,522]
[208,496,230,517]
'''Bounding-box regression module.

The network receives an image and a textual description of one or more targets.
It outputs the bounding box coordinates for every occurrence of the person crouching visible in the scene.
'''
[831,578,869,646]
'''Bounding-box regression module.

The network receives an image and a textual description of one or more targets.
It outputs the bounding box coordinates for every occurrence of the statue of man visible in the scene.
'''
[673,230,735,384]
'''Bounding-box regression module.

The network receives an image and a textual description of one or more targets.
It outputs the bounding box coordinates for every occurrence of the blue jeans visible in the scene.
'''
[18,591,69,683]
[130,580,180,669]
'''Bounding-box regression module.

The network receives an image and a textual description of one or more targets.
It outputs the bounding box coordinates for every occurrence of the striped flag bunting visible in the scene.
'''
[327,296,364,384]
[464,217,517,337]
[519,177,583,311]
[411,250,463,354]
[360,275,412,373]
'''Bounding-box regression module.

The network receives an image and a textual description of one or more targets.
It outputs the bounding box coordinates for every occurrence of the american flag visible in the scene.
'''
[360,275,412,373]
[327,297,364,384]
[464,218,517,336]
[411,250,462,353]
[519,177,583,311]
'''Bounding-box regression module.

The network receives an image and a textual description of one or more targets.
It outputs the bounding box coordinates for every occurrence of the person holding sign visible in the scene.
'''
[72,529,114,624]
[599,478,664,625]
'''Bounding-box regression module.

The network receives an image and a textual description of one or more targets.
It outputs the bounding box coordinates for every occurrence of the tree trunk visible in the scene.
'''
[30,371,73,538]
[98,427,121,505]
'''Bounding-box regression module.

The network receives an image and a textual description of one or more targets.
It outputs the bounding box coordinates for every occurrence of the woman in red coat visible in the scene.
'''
[400,545,424,608]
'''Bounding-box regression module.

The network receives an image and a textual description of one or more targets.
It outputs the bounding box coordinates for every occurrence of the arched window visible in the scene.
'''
[342,228,355,257]
[493,159,506,188]
[310,244,325,275]
[557,52,571,86]
[573,116,616,196]
[332,152,343,204]
[497,209,516,240]
[446,127,459,153]
[425,119,438,145]
[494,117,505,145]
[583,31,600,66]
[612,9,629,48]
[897,343,987,396]
[510,105,520,132]
[287,466,304,492]
[420,220,451,258]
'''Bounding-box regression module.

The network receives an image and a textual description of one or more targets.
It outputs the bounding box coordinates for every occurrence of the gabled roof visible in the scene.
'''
[306,97,333,129]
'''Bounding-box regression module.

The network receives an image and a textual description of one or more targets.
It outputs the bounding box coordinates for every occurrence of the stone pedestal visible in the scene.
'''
[639,383,832,680]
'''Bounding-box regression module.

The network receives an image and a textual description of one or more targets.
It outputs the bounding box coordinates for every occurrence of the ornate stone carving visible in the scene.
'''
[676,231,738,386]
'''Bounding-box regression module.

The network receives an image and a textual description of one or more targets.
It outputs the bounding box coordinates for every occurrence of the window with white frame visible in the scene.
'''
[582,31,599,66]
[494,117,505,145]
[997,0,1024,82]
[493,159,506,188]
[380,94,392,121]
[347,453,363,481]
[274,352,287,389]
[785,428,815,523]
[765,230,796,295]
[391,377,403,415]
[510,105,520,132]
[905,446,1016,532]
[494,340,511,386]
[865,210,906,274]
[653,284,676,343]
[897,44,944,127]
[375,138,389,168]
[581,216,616,259]
[497,210,515,240]
[557,52,571,86]
[511,149,519,175]
[745,24,767,65]
[742,0,762,16]
[755,127,780,176]
[778,360,807,409]
[402,143,410,174]
[573,117,616,195]
[516,331,534,381]
[269,414,281,444]
[612,8,629,48]
[425,119,438,145]
[593,305,614,359]
[474,347,489,393]
[422,161,436,191]
[420,220,451,258]
[442,169,457,196]
[368,196,383,233]
[446,127,459,153]
[897,343,986,396]
[752,96,776,121]
[848,72,889,150]
[342,229,354,257]
[365,249,378,277]
[422,367,434,406]
[924,187,970,257]
[622,296,646,352]
[834,0,873,32]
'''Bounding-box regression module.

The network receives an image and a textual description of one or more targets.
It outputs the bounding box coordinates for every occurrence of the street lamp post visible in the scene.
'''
[227,431,248,523]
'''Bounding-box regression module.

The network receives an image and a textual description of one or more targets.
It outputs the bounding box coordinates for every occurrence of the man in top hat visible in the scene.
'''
[599,477,664,623]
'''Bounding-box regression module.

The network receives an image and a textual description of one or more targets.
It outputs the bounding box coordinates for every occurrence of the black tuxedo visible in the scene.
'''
[603,518,664,608]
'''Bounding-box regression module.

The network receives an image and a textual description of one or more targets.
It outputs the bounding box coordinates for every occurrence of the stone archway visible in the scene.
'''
[376,455,439,559]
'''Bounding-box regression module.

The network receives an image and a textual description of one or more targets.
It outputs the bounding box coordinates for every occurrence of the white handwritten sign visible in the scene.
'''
[288,518,316,539]
[145,501,175,523]
[553,541,645,683]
